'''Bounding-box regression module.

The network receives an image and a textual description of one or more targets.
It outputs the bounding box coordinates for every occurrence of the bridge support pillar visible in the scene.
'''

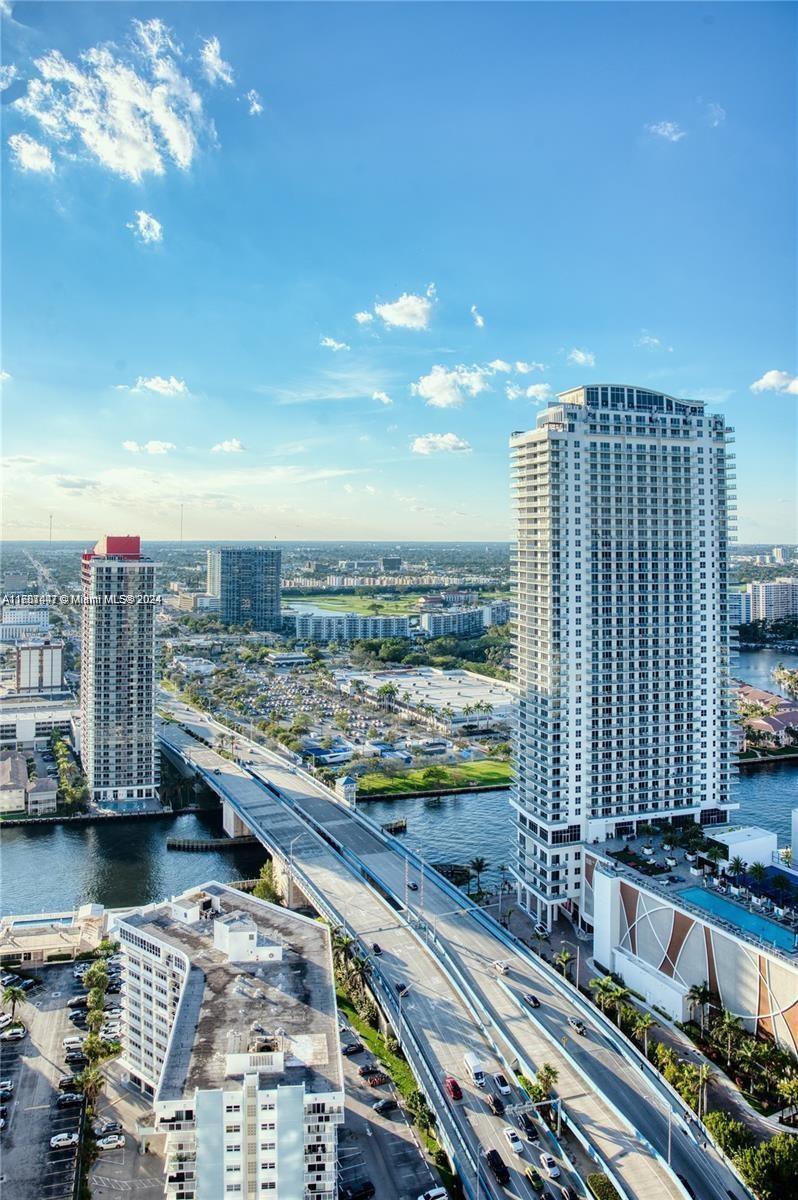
[271,856,311,911]
[222,800,251,839]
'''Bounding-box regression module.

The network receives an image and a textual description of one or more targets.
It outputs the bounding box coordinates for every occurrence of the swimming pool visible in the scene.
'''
[11,916,73,928]
[679,887,797,952]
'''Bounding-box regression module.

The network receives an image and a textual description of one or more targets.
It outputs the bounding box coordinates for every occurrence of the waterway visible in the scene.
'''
[2,651,796,915]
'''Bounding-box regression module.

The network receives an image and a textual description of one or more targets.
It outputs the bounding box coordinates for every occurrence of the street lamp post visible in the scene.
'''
[560,937,581,992]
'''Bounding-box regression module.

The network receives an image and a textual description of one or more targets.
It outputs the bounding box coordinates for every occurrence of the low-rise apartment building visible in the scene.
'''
[113,882,344,1200]
[291,611,411,642]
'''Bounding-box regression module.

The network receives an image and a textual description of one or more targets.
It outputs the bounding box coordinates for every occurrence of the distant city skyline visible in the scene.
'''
[1,2,796,542]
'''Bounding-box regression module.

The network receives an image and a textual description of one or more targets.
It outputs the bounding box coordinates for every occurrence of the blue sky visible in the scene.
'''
[1,1,795,542]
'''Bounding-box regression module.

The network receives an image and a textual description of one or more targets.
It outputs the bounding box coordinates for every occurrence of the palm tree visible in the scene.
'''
[696,1063,714,1120]
[713,1010,742,1068]
[553,948,574,980]
[536,1062,559,1096]
[469,856,488,894]
[737,1038,762,1095]
[589,975,617,1014]
[632,1011,657,1058]
[686,981,711,1036]
[776,1074,798,1120]
[729,855,745,882]
[749,861,767,886]
[78,1064,105,1107]
[87,1009,105,1035]
[2,985,25,1022]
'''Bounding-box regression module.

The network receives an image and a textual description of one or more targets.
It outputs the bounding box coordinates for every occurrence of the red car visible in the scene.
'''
[357,1064,376,1078]
[444,1076,462,1101]
[367,1072,389,1086]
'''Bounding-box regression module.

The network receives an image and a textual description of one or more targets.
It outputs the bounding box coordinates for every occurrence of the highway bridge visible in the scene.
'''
[158,700,750,1200]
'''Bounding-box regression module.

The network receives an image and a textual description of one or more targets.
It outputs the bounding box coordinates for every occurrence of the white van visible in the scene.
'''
[493,960,509,975]
[62,1036,85,1050]
[463,1051,486,1088]
[417,1190,448,1200]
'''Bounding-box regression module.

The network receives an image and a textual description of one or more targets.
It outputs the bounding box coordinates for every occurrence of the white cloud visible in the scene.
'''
[211,438,245,453]
[122,375,189,396]
[245,88,263,116]
[200,36,233,86]
[12,18,210,182]
[375,291,433,330]
[707,101,726,128]
[750,370,798,396]
[489,359,512,373]
[354,310,374,325]
[127,209,162,244]
[122,439,176,454]
[0,64,17,90]
[0,370,10,382]
[505,384,523,401]
[0,3,13,19]
[373,390,393,406]
[411,432,472,456]
[515,361,545,374]
[567,347,595,368]
[320,336,349,352]
[470,304,485,328]
[412,363,491,408]
[646,120,686,143]
[8,132,55,173]
[526,383,552,403]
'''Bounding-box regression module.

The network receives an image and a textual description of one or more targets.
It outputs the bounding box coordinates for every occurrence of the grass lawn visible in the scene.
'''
[290,592,421,615]
[357,758,512,795]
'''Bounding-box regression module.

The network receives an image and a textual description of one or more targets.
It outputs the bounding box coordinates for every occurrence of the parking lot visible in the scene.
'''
[0,962,85,1200]
[338,1022,439,1200]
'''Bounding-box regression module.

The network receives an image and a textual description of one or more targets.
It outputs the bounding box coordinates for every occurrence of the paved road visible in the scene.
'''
[158,705,750,1200]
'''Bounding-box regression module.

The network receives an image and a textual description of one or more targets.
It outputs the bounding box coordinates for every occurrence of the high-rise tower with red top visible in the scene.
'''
[80,535,159,808]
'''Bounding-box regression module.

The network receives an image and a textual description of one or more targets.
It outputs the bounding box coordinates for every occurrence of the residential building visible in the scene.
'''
[292,611,410,642]
[177,592,220,613]
[420,607,485,638]
[0,697,76,750]
[0,750,28,813]
[746,577,798,622]
[0,605,49,643]
[584,824,798,1055]
[80,535,158,808]
[511,385,736,929]
[206,546,282,630]
[337,558,380,572]
[25,775,57,815]
[381,556,402,572]
[113,882,344,1200]
[15,637,65,694]
[728,589,752,627]
[481,600,511,627]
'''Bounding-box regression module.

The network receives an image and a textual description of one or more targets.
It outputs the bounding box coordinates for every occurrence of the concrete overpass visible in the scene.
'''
[158,703,750,1200]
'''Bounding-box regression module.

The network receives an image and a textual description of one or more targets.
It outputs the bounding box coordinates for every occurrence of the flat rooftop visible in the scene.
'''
[121,882,342,1102]
[335,666,516,714]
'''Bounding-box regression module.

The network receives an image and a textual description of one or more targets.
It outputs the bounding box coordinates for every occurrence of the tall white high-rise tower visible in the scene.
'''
[80,535,158,808]
[510,385,736,929]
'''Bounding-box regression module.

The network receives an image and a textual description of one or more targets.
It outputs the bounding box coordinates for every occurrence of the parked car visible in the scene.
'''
[503,1127,524,1155]
[372,1097,398,1115]
[16,979,34,992]
[0,1026,25,1041]
[94,1121,123,1136]
[0,1015,13,1030]
[407,881,419,891]
[58,1076,81,1091]
[567,1017,586,1036]
[416,1190,447,1200]
[487,1093,505,1116]
[0,1089,12,1103]
[67,996,88,1010]
[97,1134,125,1151]
[357,1063,377,1078]
[0,973,19,986]
[62,1036,84,1050]
[0,1080,14,1092]
[524,993,541,1009]
[371,943,382,956]
[533,923,549,938]
[395,982,410,997]
[493,960,509,975]
[493,1071,511,1096]
[50,1132,80,1150]
[485,1149,510,1185]
[65,1054,88,1068]
[539,1153,560,1179]
[366,1072,388,1086]
[339,1182,375,1200]
[341,1042,364,1057]
[443,1075,462,1101]
[56,1093,84,1108]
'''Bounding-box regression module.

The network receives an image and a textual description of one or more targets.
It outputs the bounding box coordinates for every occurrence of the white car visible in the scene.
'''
[0,1080,13,1091]
[533,923,549,938]
[50,1132,79,1150]
[97,1133,125,1151]
[0,1015,12,1030]
[539,1153,560,1179]
[493,1071,512,1096]
[503,1127,524,1155]
[0,1026,25,1041]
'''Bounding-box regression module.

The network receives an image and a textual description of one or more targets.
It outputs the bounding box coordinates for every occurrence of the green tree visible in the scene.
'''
[83,962,109,992]
[553,948,573,980]
[469,856,488,893]
[86,1009,105,1036]
[735,1133,798,1200]
[712,1009,742,1068]
[2,985,25,1022]
[776,1074,798,1119]
[632,1011,657,1058]
[252,862,281,905]
[728,855,745,881]
[749,861,767,885]
[78,1064,106,1107]
[703,1110,753,1157]
[589,975,617,1014]
[686,981,711,1035]
[535,1062,559,1096]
